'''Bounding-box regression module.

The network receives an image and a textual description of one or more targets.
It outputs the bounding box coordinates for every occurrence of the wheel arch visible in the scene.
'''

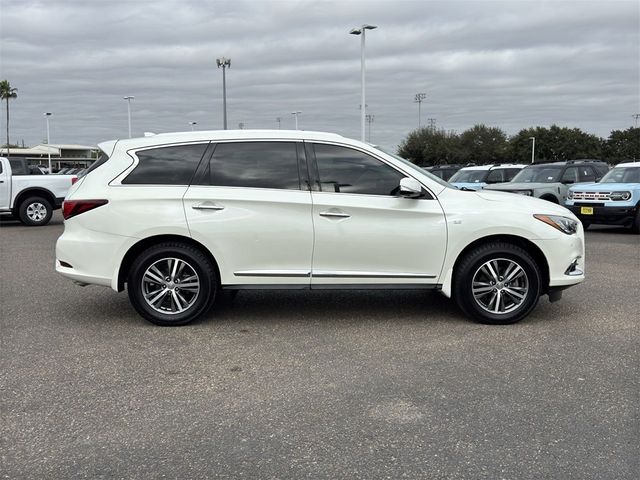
[13,188,57,213]
[117,234,221,292]
[451,234,550,295]
[539,193,559,204]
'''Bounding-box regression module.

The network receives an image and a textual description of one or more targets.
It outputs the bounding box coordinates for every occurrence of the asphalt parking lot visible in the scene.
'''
[1,212,638,479]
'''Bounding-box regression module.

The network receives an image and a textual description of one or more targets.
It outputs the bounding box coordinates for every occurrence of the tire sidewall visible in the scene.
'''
[128,244,217,326]
[19,196,53,226]
[455,245,541,324]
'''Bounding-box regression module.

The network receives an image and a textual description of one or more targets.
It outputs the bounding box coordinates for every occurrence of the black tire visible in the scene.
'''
[453,242,542,325]
[127,242,217,326]
[18,196,53,226]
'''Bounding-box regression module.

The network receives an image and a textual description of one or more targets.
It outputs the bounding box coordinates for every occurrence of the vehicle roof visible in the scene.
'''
[614,161,640,168]
[99,129,351,153]
[458,164,526,171]
[527,160,606,167]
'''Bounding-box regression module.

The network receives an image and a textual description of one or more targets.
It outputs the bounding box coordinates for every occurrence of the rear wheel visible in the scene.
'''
[127,242,217,326]
[454,242,542,325]
[18,196,53,226]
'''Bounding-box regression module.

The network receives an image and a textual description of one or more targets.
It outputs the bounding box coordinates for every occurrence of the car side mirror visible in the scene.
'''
[399,177,423,198]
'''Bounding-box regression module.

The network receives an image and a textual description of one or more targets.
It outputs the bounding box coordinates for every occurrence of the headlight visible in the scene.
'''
[609,191,631,201]
[567,190,574,200]
[534,214,579,235]
[515,190,533,196]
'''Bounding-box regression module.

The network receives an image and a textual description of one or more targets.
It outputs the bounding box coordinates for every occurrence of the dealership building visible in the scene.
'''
[0,144,97,171]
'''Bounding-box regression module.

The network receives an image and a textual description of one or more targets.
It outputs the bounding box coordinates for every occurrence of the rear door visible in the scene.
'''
[183,141,313,287]
[307,142,447,287]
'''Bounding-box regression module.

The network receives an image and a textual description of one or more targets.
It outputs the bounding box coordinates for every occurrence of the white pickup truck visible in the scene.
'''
[0,157,78,226]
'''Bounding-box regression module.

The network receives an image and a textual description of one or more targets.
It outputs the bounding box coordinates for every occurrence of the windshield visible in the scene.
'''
[600,166,640,183]
[449,170,487,183]
[374,147,451,188]
[511,165,563,183]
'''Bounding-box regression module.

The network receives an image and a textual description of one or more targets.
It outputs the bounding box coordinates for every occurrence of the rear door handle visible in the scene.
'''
[319,210,350,219]
[192,202,225,211]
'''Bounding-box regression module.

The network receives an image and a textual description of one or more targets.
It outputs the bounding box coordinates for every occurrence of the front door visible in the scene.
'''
[307,143,447,286]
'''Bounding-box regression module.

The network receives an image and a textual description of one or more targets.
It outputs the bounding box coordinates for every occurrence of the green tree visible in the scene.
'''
[398,128,463,166]
[604,127,640,163]
[509,125,603,163]
[0,80,18,159]
[459,124,509,165]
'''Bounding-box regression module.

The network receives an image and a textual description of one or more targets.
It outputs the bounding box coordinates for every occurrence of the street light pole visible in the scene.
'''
[216,57,231,129]
[189,121,197,131]
[414,93,426,128]
[350,24,377,142]
[276,117,281,129]
[291,111,301,130]
[123,96,134,138]
[43,112,52,173]
[529,137,536,164]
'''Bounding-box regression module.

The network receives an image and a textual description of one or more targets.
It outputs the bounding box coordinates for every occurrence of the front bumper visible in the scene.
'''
[566,204,637,226]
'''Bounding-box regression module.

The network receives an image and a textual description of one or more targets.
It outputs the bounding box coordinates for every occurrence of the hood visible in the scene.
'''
[484,182,555,191]
[474,189,573,217]
[570,182,638,192]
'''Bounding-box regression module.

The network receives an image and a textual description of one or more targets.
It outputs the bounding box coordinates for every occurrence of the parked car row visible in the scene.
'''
[430,159,639,233]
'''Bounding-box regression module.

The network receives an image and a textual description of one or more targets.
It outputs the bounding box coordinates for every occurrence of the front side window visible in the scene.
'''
[578,167,596,182]
[123,143,208,185]
[196,142,301,190]
[561,167,579,184]
[312,143,404,196]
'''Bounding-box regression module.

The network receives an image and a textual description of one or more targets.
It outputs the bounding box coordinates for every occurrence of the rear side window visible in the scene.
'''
[123,143,208,185]
[9,159,27,175]
[195,141,302,190]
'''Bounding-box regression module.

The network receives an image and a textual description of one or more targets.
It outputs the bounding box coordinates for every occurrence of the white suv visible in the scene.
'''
[56,130,585,326]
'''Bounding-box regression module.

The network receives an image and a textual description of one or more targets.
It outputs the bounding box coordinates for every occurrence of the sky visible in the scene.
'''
[0,0,638,151]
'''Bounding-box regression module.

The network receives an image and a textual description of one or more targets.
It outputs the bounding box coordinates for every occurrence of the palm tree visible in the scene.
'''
[0,80,18,159]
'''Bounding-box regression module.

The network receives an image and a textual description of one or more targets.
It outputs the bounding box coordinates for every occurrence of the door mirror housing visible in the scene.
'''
[399,177,423,198]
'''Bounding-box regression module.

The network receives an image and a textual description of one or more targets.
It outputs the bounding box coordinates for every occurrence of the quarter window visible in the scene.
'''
[123,143,208,185]
[196,142,302,190]
[312,144,404,196]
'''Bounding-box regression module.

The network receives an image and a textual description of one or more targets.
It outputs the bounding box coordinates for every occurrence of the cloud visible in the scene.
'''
[1,0,638,150]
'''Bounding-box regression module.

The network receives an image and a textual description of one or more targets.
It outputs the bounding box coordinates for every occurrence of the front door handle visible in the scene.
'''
[192,202,225,211]
[319,210,350,219]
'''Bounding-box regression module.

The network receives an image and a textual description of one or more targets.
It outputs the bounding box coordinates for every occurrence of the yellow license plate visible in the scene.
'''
[581,207,594,215]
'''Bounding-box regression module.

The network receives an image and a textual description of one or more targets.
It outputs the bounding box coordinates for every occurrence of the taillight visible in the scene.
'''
[62,200,108,220]
[71,176,78,185]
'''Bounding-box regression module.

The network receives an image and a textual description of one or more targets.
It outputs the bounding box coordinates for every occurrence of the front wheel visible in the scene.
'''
[453,242,542,325]
[127,242,218,326]
[18,196,53,226]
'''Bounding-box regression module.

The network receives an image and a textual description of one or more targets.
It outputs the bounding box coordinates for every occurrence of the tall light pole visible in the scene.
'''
[123,96,134,138]
[276,117,281,129]
[291,111,301,130]
[529,137,536,164]
[350,24,377,142]
[216,57,231,129]
[414,93,426,128]
[189,121,197,131]
[633,114,640,127]
[43,112,52,173]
